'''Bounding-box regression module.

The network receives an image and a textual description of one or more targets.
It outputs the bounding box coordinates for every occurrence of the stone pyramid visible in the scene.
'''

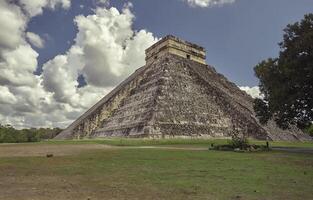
[56,35,310,141]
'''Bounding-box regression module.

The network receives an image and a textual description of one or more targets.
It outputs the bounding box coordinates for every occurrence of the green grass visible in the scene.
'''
[41,138,227,146]
[0,142,312,199]
[39,138,313,148]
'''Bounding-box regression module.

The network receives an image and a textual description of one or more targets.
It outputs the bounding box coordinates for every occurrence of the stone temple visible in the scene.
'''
[56,35,310,141]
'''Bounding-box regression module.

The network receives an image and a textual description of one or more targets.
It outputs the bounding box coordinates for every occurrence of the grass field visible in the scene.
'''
[0,139,312,200]
[42,138,313,148]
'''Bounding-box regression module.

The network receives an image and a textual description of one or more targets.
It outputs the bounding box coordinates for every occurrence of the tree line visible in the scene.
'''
[0,124,62,143]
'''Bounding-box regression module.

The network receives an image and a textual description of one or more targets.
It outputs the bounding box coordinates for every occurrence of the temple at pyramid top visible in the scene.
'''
[145,35,206,65]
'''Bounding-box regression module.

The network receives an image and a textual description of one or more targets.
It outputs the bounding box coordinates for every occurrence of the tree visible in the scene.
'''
[0,124,63,143]
[254,14,313,129]
[305,124,313,136]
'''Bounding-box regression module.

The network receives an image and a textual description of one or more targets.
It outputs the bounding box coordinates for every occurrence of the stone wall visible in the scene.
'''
[94,61,165,138]
[147,55,268,139]
[55,65,149,139]
[145,35,206,65]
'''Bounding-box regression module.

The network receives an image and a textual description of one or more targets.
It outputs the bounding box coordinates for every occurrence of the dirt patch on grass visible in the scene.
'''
[0,143,210,158]
[0,144,115,157]
[2,142,313,158]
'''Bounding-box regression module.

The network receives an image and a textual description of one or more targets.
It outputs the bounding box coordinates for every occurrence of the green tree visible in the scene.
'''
[254,14,313,129]
[305,124,313,137]
[0,123,63,143]
[0,125,19,143]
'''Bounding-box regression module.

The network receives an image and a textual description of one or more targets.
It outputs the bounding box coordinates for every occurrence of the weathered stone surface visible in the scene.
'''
[146,35,206,65]
[55,36,311,141]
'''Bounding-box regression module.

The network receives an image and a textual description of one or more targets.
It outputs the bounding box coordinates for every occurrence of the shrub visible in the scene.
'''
[229,136,249,150]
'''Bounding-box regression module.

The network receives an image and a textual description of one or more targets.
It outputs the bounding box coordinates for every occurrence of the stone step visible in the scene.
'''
[96,121,147,132]
[102,108,153,125]
[126,86,158,101]
[115,98,154,113]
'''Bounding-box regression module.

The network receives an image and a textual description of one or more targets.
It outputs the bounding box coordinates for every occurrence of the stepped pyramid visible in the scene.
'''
[56,35,310,141]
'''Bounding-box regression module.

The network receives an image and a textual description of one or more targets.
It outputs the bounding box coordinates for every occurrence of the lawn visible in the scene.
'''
[41,138,313,148]
[0,140,312,200]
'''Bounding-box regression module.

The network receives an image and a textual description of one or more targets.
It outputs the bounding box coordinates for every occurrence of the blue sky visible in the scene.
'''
[0,0,312,128]
[28,0,313,86]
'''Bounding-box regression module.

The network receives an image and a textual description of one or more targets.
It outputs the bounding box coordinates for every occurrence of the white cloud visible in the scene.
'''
[72,5,157,87]
[0,2,157,129]
[18,0,71,17]
[0,1,41,88]
[26,32,45,48]
[42,46,85,105]
[239,86,263,99]
[0,44,39,87]
[0,1,27,50]
[42,4,157,106]
[42,4,157,109]
[0,0,72,128]
[184,0,235,7]
[0,86,17,104]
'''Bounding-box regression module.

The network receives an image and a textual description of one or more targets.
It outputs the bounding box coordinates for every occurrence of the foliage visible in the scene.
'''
[0,124,62,143]
[304,124,313,137]
[254,14,313,129]
[253,98,271,124]
[228,136,249,149]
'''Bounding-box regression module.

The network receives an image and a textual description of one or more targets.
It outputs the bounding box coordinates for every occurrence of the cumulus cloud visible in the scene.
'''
[0,1,27,50]
[239,86,263,99]
[0,0,73,128]
[72,6,156,87]
[18,0,71,17]
[0,0,70,50]
[0,44,39,87]
[42,5,157,106]
[26,32,45,48]
[184,0,235,7]
[0,1,157,128]
[0,3,39,88]
[0,86,17,104]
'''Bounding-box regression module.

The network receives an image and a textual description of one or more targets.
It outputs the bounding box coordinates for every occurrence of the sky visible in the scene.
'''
[0,0,312,128]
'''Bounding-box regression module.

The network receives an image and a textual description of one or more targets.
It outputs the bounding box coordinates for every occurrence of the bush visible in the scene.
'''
[229,136,249,150]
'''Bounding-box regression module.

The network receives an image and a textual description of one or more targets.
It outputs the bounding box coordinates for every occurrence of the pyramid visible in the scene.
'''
[56,35,310,141]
